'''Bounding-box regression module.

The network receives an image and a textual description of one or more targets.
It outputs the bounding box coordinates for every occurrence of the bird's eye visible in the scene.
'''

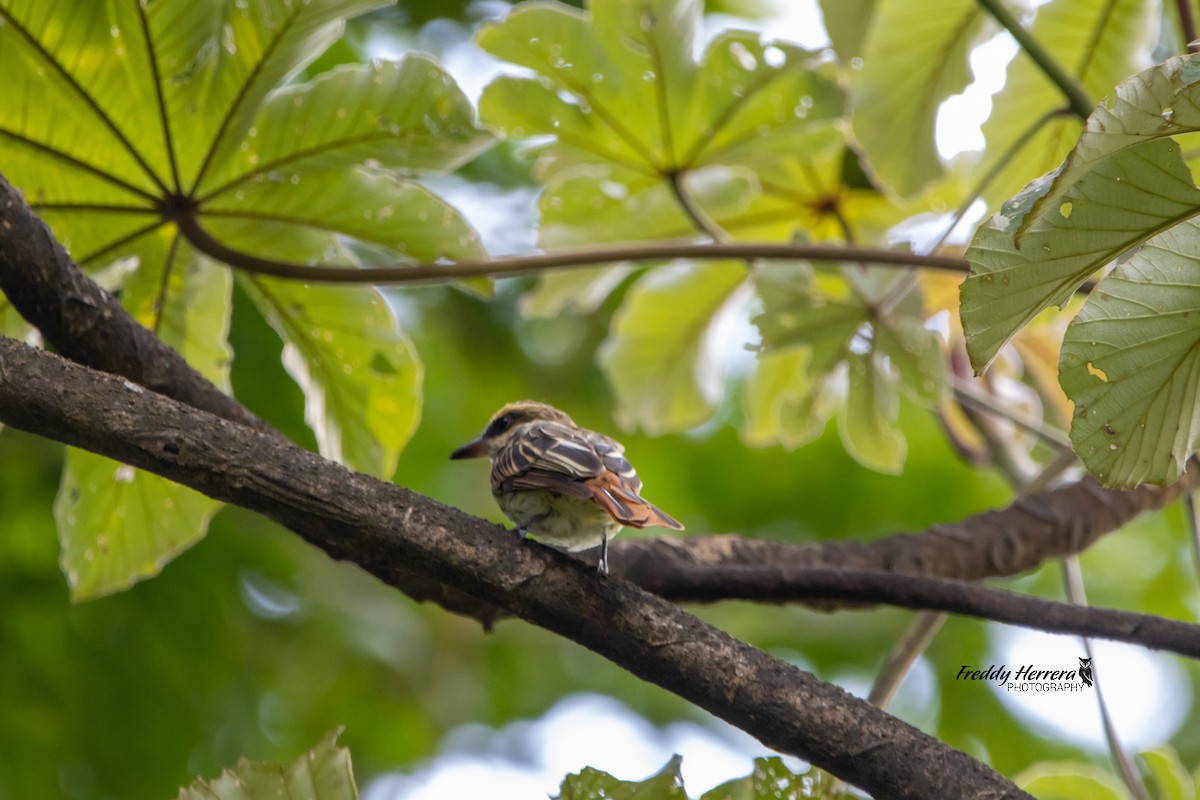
[487,413,514,437]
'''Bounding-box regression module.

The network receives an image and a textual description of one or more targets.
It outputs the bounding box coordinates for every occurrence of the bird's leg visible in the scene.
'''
[597,531,609,575]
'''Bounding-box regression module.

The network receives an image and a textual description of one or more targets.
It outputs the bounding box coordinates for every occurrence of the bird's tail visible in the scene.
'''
[593,481,685,530]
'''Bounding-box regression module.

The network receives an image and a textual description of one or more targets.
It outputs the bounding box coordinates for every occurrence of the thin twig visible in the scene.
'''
[1185,493,1200,584]
[1061,559,1150,800]
[928,107,1074,254]
[974,0,1093,120]
[952,379,1072,450]
[869,612,948,707]
[173,211,969,284]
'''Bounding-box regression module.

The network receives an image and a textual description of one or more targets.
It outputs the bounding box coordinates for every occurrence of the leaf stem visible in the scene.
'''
[928,107,1074,254]
[974,0,1094,120]
[174,212,969,284]
[668,171,728,242]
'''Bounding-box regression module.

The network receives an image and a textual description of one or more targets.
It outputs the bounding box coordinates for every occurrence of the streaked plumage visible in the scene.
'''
[450,401,684,573]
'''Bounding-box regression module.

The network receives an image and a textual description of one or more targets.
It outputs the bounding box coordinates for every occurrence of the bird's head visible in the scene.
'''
[449,400,574,460]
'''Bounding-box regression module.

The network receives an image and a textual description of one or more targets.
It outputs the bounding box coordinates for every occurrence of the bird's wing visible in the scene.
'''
[492,421,684,530]
[491,421,603,499]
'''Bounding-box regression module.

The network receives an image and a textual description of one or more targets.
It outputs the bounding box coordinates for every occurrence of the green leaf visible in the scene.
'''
[55,451,222,601]
[153,0,392,191]
[197,55,494,200]
[477,1,842,243]
[975,0,1158,209]
[841,350,905,473]
[201,167,486,265]
[521,265,635,318]
[1020,53,1200,237]
[0,1,172,201]
[701,757,837,800]
[1015,761,1126,800]
[598,262,747,434]
[537,165,758,247]
[820,0,877,62]
[753,264,944,472]
[1141,747,1194,800]
[849,0,984,196]
[241,278,421,479]
[556,755,686,800]
[177,729,357,800]
[961,138,1200,373]
[1058,221,1200,487]
[742,347,834,450]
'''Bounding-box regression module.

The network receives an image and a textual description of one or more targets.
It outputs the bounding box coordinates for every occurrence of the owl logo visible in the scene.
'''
[1078,657,1093,687]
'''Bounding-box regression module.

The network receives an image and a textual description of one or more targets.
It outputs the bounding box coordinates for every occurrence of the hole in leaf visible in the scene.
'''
[370,351,399,376]
[1086,362,1108,381]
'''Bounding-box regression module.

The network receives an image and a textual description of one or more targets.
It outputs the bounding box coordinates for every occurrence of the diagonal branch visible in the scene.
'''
[0,334,1029,800]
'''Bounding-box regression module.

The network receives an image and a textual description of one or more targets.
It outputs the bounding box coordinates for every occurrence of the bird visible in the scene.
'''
[450,400,684,574]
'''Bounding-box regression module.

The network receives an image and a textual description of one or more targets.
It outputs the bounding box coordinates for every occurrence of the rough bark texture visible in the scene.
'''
[0,176,265,432]
[0,335,1029,799]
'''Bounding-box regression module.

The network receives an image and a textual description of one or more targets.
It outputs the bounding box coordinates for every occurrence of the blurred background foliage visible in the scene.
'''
[1,0,1199,799]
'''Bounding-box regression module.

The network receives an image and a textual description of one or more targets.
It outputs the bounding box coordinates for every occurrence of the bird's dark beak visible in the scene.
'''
[450,438,488,460]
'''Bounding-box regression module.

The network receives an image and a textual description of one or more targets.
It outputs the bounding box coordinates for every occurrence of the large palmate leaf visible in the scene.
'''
[975,0,1157,209]
[754,264,945,473]
[849,0,984,197]
[178,730,357,800]
[1059,221,1200,487]
[477,0,843,248]
[598,262,747,434]
[0,0,494,597]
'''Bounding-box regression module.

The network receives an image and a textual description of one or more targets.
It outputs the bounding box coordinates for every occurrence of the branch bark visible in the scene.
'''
[0,335,1030,799]
[612,458,1198,592]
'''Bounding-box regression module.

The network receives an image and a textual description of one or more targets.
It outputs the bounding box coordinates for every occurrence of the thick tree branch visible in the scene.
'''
[612,462,1198,591]
[0,335,1029,799]
[0,178,266,432]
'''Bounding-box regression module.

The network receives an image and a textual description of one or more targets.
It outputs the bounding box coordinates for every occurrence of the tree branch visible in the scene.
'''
[0,335,1030,799]
[174,208,969,284]
[612,458,1198,592]
[637,564,1200,660]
